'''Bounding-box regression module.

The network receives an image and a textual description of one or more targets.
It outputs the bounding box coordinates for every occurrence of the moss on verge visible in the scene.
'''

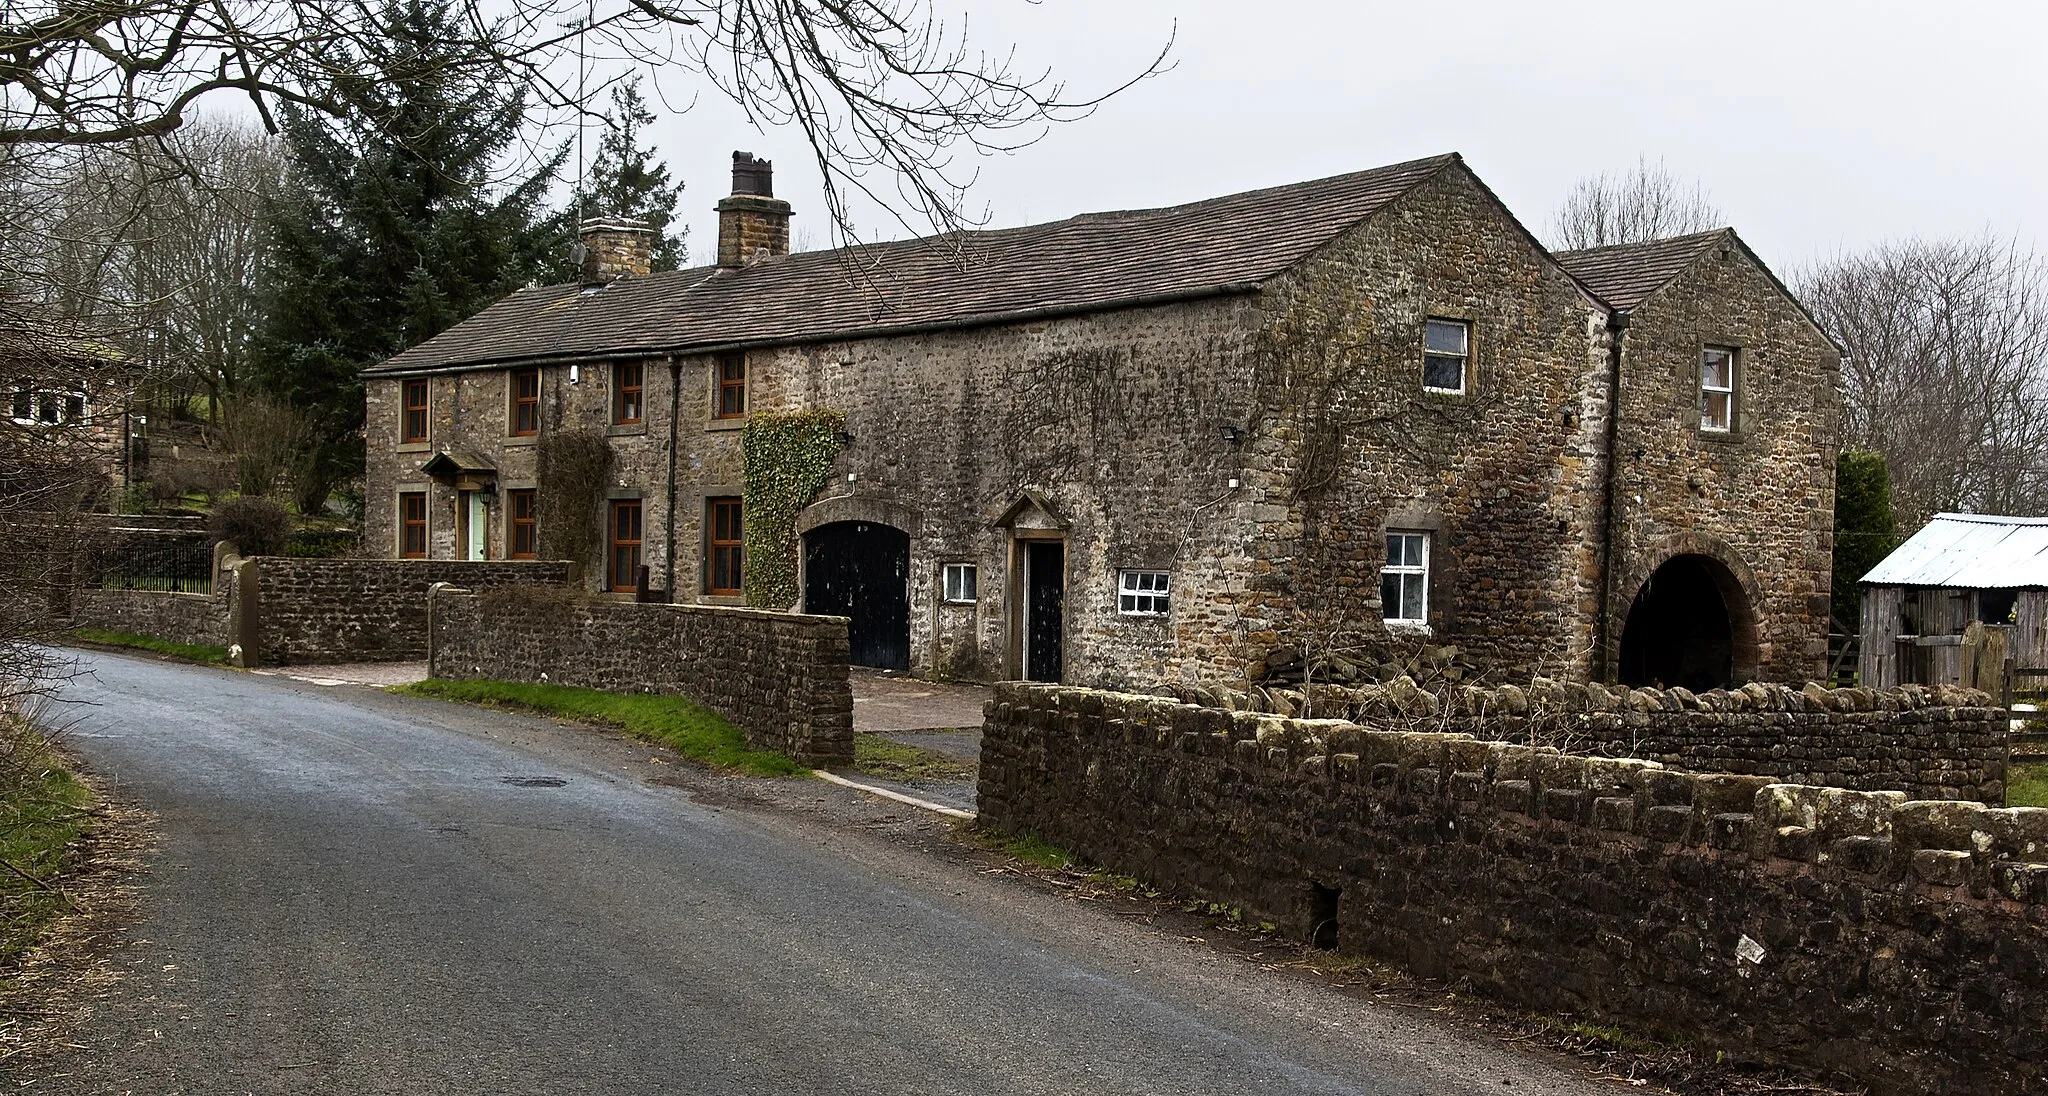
[0,720,92,965]
[393,678,804,777]
[67,628,229,664]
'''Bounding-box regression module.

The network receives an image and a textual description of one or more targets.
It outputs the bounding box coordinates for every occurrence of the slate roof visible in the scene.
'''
[1861,514,2048,589]
[372,154,1461,374]
[1553,230,1729,311]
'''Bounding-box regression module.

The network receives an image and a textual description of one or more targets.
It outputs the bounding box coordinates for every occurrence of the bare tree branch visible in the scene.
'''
[1797,236,2048,528]
[1550,155,1722,251]
[0,0,1172,244]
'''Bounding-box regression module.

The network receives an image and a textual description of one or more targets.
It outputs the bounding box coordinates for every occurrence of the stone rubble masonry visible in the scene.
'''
[1147,676,2008,804]
[426,585,853,766]
[979,683,2048,1096]
[69,587,228,648]
[243,557,574,665]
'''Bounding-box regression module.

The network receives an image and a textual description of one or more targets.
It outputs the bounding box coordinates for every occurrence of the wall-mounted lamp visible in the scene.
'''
[569,363,581,384]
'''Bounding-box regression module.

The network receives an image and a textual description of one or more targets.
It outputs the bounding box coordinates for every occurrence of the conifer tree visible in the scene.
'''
[1833,450,1899,629]
[255,0,564,511]
[576,78,688,272]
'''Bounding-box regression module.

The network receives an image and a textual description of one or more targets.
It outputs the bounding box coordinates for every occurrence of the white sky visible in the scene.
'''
[632,0,2046,274]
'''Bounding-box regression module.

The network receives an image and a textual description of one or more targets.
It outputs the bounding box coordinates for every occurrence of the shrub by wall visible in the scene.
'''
[427,586,853,766]
[979,683,2046,1096]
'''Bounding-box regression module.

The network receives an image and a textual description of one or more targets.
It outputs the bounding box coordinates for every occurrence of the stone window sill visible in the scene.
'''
[1385,619,1434,636]
[503,434,538,447]
[397,442,431,454]
[606,423,649,438]
[696,593,747,607]
[705,416,749,433]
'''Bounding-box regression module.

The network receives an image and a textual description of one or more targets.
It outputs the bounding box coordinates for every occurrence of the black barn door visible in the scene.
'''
[1025,540,1064,682]
[803,521,911,670]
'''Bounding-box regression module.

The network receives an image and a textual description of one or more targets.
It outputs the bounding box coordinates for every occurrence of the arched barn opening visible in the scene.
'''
[803,521,911,670]
[1617,553,1760,691]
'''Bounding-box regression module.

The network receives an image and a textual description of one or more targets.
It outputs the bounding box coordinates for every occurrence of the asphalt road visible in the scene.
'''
[30,650,1626,1095]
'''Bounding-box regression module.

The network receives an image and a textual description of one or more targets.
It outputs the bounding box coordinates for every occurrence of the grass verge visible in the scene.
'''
[0,717,92,966]
[2009,762,2048,808]
[852,732,977,785]
[394,678,804,777]
[67,628,228,665]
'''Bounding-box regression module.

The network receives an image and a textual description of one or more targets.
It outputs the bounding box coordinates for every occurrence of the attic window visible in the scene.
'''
[1423,319,1469,394]
[1701,346,1736,432]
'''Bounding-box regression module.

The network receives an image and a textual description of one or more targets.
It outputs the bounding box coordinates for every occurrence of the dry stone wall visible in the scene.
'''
[248,558,573,664]
[427,586,853,765]
[979,683,2048,1096]
[69,587,228,648]
[1149,676,2008,803]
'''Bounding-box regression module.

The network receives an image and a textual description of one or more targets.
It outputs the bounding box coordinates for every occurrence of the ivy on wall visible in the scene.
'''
[536,428,614,576]
[741,409,846,609]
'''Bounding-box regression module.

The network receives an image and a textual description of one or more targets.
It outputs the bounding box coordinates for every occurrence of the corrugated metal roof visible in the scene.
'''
[1860,513,2048,589]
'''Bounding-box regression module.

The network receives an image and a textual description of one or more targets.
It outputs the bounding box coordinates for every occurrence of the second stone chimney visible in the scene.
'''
[579,216,653,285]
[715,151,792,267]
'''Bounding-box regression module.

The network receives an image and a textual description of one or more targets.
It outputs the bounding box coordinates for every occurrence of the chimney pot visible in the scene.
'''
[716,151,793,268]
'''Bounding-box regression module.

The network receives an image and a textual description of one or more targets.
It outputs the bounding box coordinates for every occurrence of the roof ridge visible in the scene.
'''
[514,153,1463,295]
[1552,227,1729,259]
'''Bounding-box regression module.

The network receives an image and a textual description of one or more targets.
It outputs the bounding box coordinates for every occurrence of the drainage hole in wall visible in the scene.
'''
[1309,882,1342,950]
[502,776,569,788]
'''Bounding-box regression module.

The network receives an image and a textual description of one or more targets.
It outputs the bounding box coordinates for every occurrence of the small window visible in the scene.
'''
[508,488,537,559]
[1423,319,1469,394]
[716,353,747,418]
[1701,346,1735,432]
[63,392,85,420]
[614,361,644,425]
[1382,531,1429,623]
[36,392,59,424]
[510,368,540,436]
[706,496,744,595]
[943,563,978,604]
[402,379,429,443]
[9,383,27,421]
[1117,570,1170,616]
[610,499,643,592]
[399,492,428,558]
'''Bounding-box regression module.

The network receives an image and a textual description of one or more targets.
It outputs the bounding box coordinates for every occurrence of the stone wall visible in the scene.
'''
[979,684,2048,1096]
[1605,244,1841,684]
[248,557,574,664]
[426,586,852,765]
[69,587,228,648]
[1151,676,2008,803]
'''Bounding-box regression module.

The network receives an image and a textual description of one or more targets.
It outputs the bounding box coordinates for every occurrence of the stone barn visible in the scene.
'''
[362,151,1841,690]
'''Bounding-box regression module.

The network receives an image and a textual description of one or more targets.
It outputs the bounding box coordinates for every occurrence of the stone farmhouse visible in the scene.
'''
[363,151,1840,691]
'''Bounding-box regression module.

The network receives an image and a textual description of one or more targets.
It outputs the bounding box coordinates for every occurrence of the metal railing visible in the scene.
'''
[94,541,215,594]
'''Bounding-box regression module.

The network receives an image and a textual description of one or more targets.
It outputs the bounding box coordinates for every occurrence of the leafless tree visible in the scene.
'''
[1550,156,1723,251]
[1,0,1169,244]
[1798,236,2048,528]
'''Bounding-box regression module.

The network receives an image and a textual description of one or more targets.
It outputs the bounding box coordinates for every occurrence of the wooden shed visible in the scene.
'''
[1859,513,2048,690]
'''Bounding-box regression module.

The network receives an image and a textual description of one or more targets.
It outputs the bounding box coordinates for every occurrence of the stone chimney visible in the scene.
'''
[715,151,792,267]
[578,216,653,285]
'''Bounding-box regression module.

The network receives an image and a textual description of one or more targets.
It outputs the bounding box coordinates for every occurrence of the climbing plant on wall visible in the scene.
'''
[536,428,613,576]
[742,409,846,608]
